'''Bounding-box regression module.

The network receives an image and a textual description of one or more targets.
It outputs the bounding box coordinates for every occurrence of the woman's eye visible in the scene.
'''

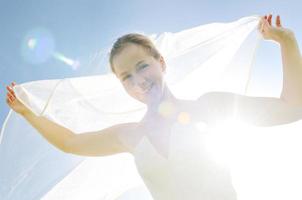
[139,64,148,70]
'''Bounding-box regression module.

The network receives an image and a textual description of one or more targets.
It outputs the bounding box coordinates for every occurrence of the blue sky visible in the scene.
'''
[1,1,302,199]
[1,0,301,126]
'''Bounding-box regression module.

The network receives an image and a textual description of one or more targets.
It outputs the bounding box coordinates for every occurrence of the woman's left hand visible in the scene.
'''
[258,14,294,44]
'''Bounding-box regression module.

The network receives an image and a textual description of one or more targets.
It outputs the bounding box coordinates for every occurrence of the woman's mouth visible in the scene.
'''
[142,83,153,94]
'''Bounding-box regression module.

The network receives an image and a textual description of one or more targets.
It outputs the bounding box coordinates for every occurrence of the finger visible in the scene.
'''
[261,18,270,32]
[258,16,265,24]
[6,86,16,97]
[276,15,282,27]
[10,94,16,102]
[258,17,264,30]
[6,97,11,105]
[265,17,270,25]
[7,92,15,101]
[259,16,266,31]
[6,85,14,92]
[6,94,16,104]
[6,94,13,104]
[11,82,16,94]
[6,85,13,93]
[268,14,272,26]
[9,95,14,102]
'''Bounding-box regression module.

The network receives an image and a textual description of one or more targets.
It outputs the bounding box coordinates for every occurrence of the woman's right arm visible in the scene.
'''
[21,111,136,156]
[6,81,136,156]
[63,122,138,157]
[21,110,74,153]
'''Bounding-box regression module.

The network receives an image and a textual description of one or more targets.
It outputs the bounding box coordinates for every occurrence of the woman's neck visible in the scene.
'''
[145,83,179,120]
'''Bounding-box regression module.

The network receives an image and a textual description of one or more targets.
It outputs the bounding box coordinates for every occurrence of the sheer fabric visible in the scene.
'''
[1,15,302,200]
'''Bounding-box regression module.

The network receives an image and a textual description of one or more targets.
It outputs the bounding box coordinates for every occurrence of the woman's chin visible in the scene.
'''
[136,83,163,105]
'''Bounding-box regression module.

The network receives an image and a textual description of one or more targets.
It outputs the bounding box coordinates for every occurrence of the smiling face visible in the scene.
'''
[112,43,166,105]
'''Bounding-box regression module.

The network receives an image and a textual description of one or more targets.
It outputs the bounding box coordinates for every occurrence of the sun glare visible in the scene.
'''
[198,116,302,200]
[199,118,252,165]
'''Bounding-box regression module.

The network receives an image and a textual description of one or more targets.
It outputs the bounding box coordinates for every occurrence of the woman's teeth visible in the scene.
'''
[143,83,153,93]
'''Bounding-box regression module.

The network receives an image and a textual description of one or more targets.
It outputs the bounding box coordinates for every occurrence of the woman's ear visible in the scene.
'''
[159,55,167,73]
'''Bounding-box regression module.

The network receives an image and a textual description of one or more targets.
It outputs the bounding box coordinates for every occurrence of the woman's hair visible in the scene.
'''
[109,33,162,74]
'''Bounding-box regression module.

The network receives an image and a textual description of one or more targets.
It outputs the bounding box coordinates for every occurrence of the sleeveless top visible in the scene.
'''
[130,121,238,200]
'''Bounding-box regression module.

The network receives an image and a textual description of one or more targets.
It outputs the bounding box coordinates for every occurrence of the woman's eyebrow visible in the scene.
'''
[119,71,129,78]
[135,60,145,68]
[118,60,145,78]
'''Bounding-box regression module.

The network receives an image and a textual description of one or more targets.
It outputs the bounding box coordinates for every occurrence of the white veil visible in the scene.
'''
[1,15,302,199]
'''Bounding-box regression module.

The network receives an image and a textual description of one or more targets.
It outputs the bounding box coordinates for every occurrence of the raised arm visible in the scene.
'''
[63,122,138,157]
[258,14,302,106]
[21,110,74,152]
[6,81,136,156]
[196,91,302,127]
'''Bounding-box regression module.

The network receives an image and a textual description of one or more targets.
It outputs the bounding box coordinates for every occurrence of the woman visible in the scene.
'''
[5,14,302,199]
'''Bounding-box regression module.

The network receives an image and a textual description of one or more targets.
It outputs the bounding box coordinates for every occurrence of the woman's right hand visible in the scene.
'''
[5,82,31,115]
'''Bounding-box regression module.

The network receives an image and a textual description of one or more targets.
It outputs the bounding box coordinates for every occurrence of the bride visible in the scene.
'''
[5,14,302,199]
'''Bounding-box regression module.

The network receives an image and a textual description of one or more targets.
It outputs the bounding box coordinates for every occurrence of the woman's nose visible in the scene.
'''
[132,75,149,89]
[132,74,143,84]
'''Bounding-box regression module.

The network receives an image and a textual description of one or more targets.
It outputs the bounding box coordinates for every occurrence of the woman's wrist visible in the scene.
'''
[20,108,34,117]
[277,29,296,46]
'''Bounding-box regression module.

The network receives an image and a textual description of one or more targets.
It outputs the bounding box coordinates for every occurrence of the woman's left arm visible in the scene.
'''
[196,91,302,127]
[259,14,302,106]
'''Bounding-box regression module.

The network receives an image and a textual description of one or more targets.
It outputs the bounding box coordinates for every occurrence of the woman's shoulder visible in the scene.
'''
[115,122,146,154]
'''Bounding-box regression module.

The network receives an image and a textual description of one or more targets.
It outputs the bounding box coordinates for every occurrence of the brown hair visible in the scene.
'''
[109,33,162,74]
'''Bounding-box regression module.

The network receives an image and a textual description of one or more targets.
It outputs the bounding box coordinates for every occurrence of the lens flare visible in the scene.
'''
[158,100,176,118]
[21,28,55,64]
[27,38,37,50]
[21,27,80,70]
[177,112,191,125]
[53,52,80,70]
